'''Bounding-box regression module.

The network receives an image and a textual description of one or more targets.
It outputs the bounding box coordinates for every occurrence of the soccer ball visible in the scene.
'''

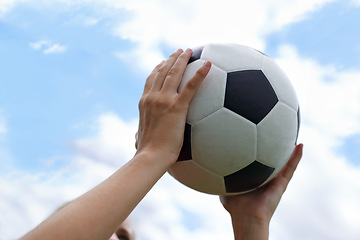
[168,43,300,195]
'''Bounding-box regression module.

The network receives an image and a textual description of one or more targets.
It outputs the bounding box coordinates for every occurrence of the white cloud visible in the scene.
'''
[276,45,360,143]
[29,40,67,54]
[0,115,6,136]
[71,113,138,167]
[131,174,234,240]
[0,161,117,239]
[83,17,99,26]
[43,43,67,54]
[0,0,26,17]
[268,45,360,240]
[110,0,335,72]
[0,113,137,239]
[63,13,101,27]
[29,40,50,50]
[350,0,360,6]
[6,0,335,68]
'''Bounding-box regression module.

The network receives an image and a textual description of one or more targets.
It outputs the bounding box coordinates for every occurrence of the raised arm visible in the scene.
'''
[20,48,211,240]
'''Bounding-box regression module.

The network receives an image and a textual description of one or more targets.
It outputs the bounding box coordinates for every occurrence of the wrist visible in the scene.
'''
[230,214,269,240]
[134,147,177,169]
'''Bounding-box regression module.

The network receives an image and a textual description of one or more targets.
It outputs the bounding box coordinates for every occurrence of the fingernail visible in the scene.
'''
[176,48,184,53]
[185,48,192,54]
[203,61,211,67]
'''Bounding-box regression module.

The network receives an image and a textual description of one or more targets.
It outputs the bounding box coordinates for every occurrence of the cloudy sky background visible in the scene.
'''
[1,0,360,239]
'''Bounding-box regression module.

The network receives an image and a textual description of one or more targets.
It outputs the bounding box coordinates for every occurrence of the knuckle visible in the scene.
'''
[157,65,168,75]
[138,95,146,109]
[155,95,171,108]
[144,95,156,106]
[185,79,197,91]
[167,67,179,78]
[195,67,207,78]
[140,93,171,110]
[140,94,152,105]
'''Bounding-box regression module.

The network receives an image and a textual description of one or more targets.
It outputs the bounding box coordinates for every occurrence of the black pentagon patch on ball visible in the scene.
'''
[224,70,278,124]
[224,161,275,193]
[188,47,204,64]
[177,123,192,161]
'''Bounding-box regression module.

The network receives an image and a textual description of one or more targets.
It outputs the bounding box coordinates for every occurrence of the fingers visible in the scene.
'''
[142,60,165,95]
[161,48,194,91]
[280,144,303,182]
[177,61,211,105]
[269,144,303,195]
[151,48,185,91]
[144,48,209,96]
[141,48,211,110]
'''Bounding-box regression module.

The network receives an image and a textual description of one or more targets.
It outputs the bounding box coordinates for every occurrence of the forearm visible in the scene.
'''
[21,151,173,240]
[230,215,269,240]
[20,47,211,240]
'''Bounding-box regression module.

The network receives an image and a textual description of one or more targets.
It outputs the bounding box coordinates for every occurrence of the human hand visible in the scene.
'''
[220,144,303,239]
[135,48,211,164]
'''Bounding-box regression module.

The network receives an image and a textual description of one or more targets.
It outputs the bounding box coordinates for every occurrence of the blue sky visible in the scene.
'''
[264,1,360,166]
[1,0,360,239]
[2,0,359,172]
[1,4,143,171]
[266,1,360,69]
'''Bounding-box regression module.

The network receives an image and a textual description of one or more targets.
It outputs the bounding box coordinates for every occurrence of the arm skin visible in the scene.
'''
[20,48,212,240]
[220,143,303,240]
